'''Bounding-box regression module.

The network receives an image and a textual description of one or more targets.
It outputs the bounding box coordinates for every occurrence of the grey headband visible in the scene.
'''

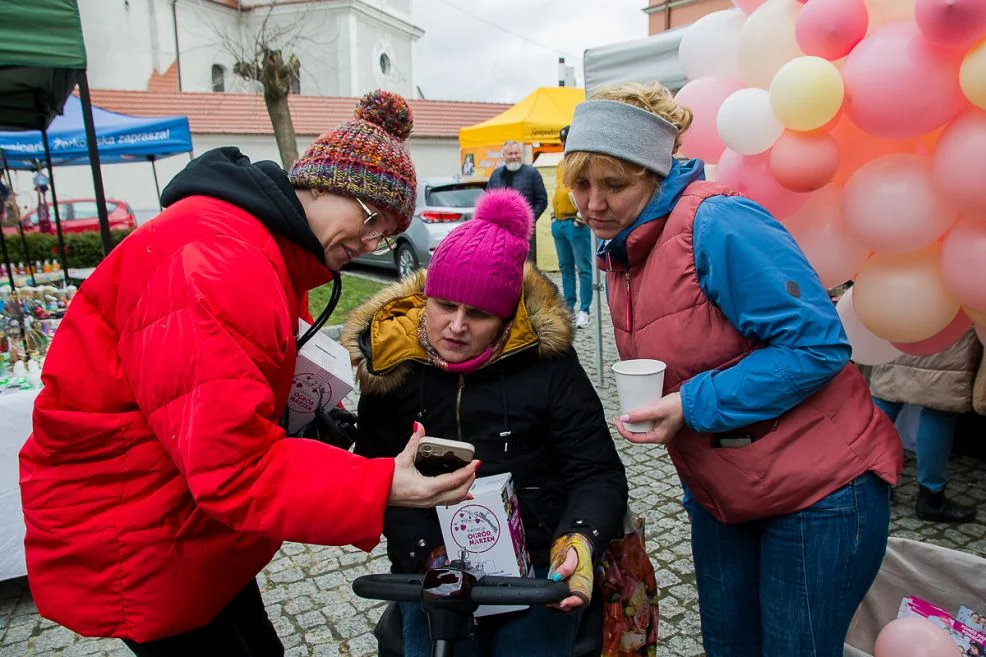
[564,99,678,177]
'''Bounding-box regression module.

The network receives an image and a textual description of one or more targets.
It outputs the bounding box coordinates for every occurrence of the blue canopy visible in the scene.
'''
[0,95,192,169]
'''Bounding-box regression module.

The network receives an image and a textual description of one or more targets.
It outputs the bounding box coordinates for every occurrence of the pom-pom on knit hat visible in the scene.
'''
[424,188,533,319]
[288,89,417,230]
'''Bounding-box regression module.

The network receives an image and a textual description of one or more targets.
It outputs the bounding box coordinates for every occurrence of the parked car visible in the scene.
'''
[3,198,136,236]
[353,176,487,277]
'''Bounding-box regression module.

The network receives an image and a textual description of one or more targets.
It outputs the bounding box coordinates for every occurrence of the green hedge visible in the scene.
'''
[2,229,133,269]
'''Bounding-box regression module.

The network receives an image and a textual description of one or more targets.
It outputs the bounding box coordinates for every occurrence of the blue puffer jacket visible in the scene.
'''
[488,164,548,220]
[600,159,852,433]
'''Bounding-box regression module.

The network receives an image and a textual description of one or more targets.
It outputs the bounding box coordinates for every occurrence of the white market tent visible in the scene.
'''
[583,28,688,96]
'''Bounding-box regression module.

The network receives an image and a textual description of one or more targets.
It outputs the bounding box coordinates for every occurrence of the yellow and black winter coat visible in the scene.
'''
[342,265,628,573]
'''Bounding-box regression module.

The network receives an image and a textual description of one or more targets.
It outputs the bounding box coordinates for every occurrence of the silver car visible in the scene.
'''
[353,176,487,277]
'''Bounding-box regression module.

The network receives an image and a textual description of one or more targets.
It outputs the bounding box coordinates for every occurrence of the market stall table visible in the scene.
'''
[0,388,37,580]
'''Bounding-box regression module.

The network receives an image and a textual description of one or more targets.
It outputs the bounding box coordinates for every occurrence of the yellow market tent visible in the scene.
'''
[458,87,585,149]
[458,87,584,271]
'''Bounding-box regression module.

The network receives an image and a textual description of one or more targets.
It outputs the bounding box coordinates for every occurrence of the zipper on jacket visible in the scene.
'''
[455,375,465,441]
[625,270,633,333]
[500,369,511,454]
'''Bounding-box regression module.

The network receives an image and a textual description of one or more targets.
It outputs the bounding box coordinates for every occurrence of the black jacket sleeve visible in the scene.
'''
[355,386,445,573]
[528,167,548,220]
[548,350,628,558]
[487,167,504,189]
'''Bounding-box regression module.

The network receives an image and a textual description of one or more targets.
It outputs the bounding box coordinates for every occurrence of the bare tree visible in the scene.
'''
[217,3,310,168]
[234,46,300,167]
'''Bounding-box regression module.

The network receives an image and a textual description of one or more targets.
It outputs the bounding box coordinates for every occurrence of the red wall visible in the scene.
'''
[648,0,734,34]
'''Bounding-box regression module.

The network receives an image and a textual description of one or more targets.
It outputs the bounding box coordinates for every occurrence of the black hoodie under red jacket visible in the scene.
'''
[20,148,396,642]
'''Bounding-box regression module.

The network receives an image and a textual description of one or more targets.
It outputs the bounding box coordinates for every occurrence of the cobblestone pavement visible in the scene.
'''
[2,286,984,657]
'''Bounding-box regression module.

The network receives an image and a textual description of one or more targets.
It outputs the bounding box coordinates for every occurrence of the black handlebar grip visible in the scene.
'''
[353,574,425,603]
[353,573,570,606]
[471,578,570,605]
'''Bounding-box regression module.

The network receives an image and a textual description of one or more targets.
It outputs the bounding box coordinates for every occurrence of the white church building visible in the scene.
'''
[86,0,422,99]
[14,0,508,219]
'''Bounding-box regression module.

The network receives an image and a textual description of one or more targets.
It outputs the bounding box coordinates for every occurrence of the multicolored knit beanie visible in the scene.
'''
[288,90,417,230]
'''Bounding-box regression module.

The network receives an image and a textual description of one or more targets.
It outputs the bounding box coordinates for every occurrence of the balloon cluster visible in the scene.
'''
[874,618,959,657]
[675,0,986,364]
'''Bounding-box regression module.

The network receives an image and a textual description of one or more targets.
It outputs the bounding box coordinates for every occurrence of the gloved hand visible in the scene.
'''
[320,407,359,449]
[426,545,449,570]
[548,532,594,611]
[291,406,358,449]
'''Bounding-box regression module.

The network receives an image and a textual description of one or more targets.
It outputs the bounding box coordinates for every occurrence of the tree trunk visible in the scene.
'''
[233,46,300,169]
[265,92,299,168]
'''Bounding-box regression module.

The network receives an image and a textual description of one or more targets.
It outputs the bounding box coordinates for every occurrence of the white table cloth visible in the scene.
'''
[0,389,39,580]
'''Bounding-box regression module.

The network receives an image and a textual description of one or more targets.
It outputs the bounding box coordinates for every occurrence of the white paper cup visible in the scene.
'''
[612,359,667,432]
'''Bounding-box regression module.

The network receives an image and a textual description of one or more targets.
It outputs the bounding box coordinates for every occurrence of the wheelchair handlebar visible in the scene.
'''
[471,576,571,605]
[352,573,570,606]
[353,574,423,603]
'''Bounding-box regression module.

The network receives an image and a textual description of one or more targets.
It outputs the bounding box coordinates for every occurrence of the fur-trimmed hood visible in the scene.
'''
[342,264,573,396]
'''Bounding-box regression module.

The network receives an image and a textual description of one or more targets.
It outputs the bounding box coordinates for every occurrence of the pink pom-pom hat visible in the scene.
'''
[423,188,534,318]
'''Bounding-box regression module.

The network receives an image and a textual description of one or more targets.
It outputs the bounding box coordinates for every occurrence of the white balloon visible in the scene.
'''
[836,287,904,365]
[678,9,747,81]
[737,0,804,89]
[716,87,784,155]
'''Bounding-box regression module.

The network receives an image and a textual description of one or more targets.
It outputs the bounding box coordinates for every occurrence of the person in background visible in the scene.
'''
[869,329,982,523]
[488,140,548,262]
[563,81,903,657]
[20,90,477,657]
[550,125,593,329]
[828,281,852,305]
[344,188,627,657]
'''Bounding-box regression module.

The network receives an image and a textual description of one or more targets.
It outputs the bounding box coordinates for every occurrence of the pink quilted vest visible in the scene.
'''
[603,181,902,523]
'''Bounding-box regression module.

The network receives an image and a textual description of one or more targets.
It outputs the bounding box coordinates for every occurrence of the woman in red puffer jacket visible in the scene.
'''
[19,91,477,657]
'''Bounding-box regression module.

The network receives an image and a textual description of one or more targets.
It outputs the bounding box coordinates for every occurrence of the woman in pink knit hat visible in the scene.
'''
[343,188,628,657]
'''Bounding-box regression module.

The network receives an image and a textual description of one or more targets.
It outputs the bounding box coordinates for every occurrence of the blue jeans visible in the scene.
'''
[686,472,890,657]
[551,218,593,313]
[873,398,957,493]
[400,568,582,657]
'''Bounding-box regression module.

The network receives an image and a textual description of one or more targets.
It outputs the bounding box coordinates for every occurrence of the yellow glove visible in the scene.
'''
[426,545,448,570]
[548,533,594,607]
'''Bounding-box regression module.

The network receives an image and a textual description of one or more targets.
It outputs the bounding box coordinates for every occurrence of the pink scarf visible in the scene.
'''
[417,313,513,374]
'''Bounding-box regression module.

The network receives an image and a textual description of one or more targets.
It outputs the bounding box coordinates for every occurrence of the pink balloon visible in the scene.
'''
[915,0,986,49]
[932,109,986,215]
[836,287,904,365]
[854,245,961,342]
[796,0,869,60]
[941,218,986,311]
[770,131,840,192]
[892,309,973,355]
[828,114,921,186]
[874,618,960,657]
[842,22,966,139]
[717,149,811,220]
[732,0,766,13]
[784,184,870,287]
[844,153,957,254]
[675,77,745,164]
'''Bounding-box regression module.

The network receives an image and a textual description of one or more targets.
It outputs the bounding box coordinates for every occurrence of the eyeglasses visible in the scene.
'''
[356,197,397,255]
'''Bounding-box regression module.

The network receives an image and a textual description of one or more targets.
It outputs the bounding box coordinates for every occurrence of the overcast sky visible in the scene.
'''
[409,0,649,103]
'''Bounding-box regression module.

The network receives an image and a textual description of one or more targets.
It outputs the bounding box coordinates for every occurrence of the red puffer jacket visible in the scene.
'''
[19,149,395,642]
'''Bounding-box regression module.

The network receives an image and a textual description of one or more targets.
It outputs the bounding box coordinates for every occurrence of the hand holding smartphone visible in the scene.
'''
[414,437,475,477]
